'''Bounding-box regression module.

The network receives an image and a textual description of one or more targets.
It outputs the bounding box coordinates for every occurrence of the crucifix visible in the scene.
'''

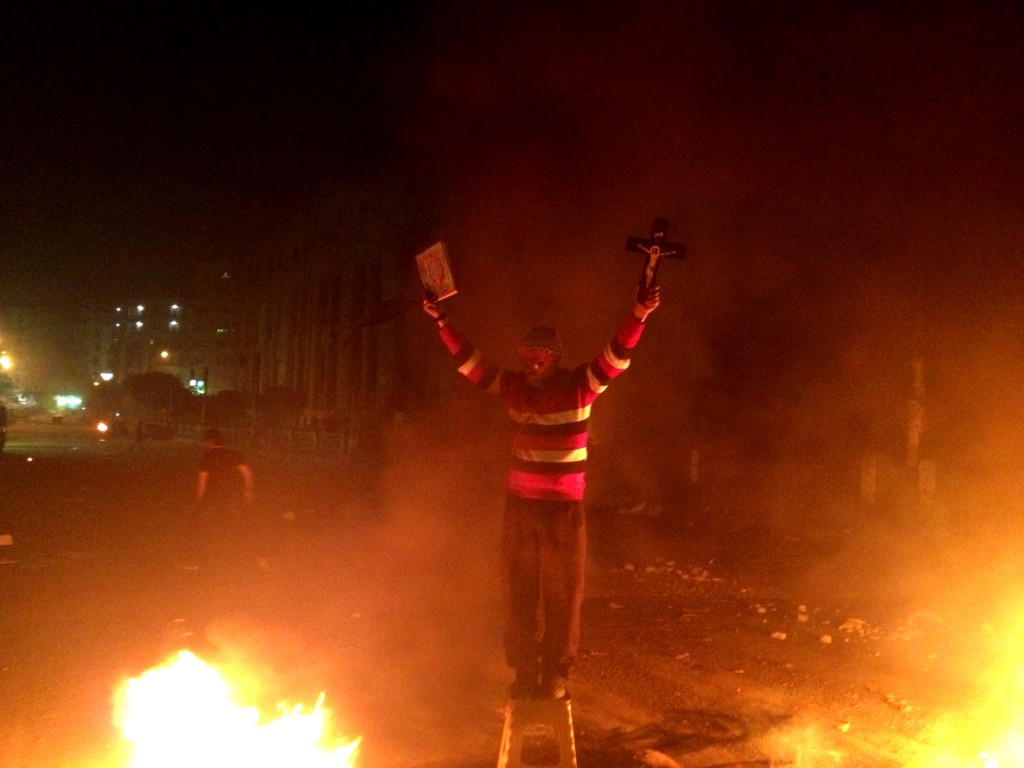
[625,217,685,292]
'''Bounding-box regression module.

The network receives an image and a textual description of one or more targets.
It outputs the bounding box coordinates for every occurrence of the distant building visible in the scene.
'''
[105,301,184,381]
[100,288,245,397]
[235,183,427,432]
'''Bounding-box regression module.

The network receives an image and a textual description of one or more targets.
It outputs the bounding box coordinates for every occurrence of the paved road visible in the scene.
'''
[0,421,517,768]
[0,421,1001,767]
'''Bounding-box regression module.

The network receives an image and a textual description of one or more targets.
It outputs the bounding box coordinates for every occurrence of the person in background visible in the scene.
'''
[188,428,258,573]
[422,274,661,700]
[196,427,255,512]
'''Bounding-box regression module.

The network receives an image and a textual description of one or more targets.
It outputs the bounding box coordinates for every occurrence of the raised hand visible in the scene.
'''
[634,280,661,321]
[422,290,447,324]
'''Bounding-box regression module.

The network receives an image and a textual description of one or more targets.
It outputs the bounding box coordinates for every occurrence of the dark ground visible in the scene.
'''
[0,421,1015,767]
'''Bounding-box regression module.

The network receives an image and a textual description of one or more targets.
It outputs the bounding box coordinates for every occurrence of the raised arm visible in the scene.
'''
[423,292,501,395]
[586,278,662,396]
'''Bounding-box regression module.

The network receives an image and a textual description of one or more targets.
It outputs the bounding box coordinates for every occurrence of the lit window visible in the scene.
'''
[135,321,143,329]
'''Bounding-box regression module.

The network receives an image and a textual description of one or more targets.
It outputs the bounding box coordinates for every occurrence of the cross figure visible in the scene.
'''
[625,217,685,292]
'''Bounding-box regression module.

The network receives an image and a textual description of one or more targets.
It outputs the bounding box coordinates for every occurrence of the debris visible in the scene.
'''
[687,567,711,582]
[771,631,788,641]
[838,617,881,638]
[820,634,833,644]
[893,610,946,640]
[884,694,913,713]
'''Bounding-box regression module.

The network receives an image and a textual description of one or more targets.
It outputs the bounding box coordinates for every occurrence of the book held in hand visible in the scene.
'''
[416,241,457,301]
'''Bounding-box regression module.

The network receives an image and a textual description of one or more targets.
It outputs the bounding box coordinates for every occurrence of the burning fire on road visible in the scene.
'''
[113,650,360,768]
[903,610,1024,767]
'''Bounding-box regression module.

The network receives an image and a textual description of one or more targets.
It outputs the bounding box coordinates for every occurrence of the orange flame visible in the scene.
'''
[908,614,1024,767]
[114,651,360,768]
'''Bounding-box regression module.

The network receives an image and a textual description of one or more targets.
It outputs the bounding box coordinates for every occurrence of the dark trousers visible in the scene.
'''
[501,494,586,680]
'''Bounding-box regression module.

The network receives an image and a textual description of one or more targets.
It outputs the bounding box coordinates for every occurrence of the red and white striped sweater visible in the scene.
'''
[437,313,647,501]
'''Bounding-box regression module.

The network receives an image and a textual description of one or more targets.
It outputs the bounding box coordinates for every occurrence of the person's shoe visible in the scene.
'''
[509,669,538,699]
[538,674,568,700]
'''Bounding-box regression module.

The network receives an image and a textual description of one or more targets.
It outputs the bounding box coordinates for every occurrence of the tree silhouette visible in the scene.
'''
[123,371,190,415]
[0,372,15,402]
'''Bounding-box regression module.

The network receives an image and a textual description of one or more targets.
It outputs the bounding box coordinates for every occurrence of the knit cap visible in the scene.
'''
[517,326,563,358]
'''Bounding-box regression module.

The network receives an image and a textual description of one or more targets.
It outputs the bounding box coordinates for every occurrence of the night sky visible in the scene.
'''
[0,1,430,306]
[1,0,1022,453]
